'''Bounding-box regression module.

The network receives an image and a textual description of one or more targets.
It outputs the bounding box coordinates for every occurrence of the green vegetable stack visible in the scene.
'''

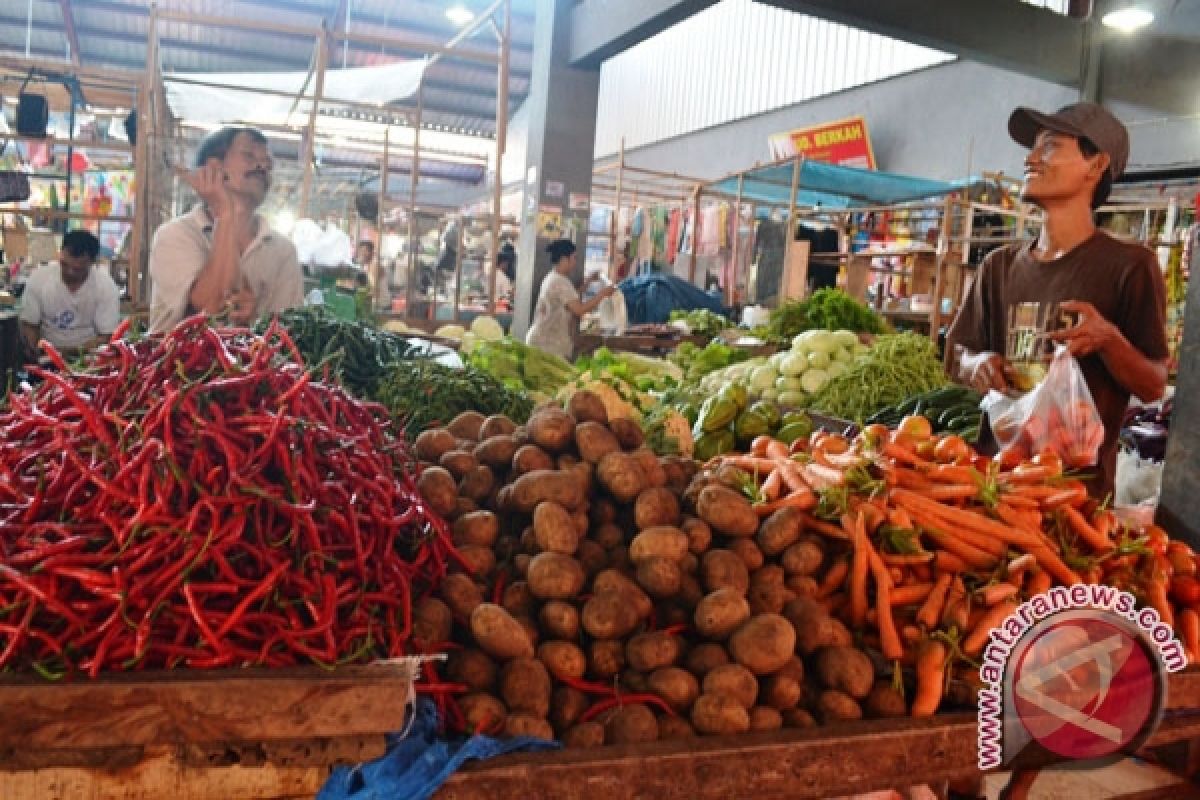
[373,360,534,439]
[465,337,579,400]
[758,288,887,344]
[669,340,751,383]
[809,333,949,423]
[690,384,814,460]
[866,385,983,442]
[668,309,733,338]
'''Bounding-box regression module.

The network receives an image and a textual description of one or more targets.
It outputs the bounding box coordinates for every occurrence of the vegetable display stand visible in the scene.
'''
[0,661,418,800]
[435,669,1200,800]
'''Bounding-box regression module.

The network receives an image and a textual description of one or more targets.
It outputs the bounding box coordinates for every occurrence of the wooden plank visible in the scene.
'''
[0,663,415,751]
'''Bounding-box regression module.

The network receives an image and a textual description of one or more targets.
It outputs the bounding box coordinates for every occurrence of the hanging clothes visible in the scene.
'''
[795,224,841,293]
[717,205,730,250]
[665,209,682,266]
[698,205,721,257]
[652,208,668,263]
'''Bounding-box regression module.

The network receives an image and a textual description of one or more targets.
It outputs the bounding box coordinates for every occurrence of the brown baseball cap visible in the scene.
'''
[1008,102,1130,179]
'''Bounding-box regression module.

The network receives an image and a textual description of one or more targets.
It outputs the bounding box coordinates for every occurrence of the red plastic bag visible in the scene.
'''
[981,345,1104,468]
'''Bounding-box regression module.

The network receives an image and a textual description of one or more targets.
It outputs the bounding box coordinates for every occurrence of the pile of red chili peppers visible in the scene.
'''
[0,314,463,678]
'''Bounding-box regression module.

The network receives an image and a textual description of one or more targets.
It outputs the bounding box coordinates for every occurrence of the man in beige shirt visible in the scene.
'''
[148,126,303,333]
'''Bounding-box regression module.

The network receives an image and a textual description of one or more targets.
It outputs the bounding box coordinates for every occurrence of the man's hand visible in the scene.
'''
[958,349,1009,394]
[228,278,257,325]
[181,162,242,220]
[1048,300,1118,357]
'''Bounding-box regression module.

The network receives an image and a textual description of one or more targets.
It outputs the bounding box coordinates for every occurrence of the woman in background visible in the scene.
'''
[525,238,613,360]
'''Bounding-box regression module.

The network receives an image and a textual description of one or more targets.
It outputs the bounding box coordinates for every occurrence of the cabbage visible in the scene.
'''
[807,350,831,371]
[826,361,846,378]
[460,331,478,353]
[834,346,854,364]
[853,343,870,356]
[776,376,805,392]
[778,390,807,407]
[779,353,808,377]
[769,351,788,369]
[434,324,465,340]
[800,368,830,394]
[833,329,859,348]
[470,315,505,341]
[805,331,838,355]
[750,366,778,391]
[760,387,780,401]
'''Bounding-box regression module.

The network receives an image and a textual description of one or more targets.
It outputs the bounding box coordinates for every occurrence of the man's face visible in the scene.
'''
[214,132,273,208]
[356,244,375,264]
[1021,130,1104,207]
[59,249,93,289]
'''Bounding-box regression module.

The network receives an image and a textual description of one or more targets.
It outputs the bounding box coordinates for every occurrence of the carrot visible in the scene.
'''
[902,625,923,646]
[894,489,1040,550]
[1061,506,1114,553]
[1039,482,1089,510]
[963,600,1018,656]
[760,469,783,503]
[911,639,948,717]
[817,558,850,599]
[888,566,905,585]
[911,564,933,583]
[934,550,969,574]
[1003,465,1055,484]
[994,502,1040,535]
[754,488,817,517]
[716,455,780,474]
[824,592,848,616]
[1144,573,1175,631]
[890,583,934,607]
[882,552,935,566]
[850,499,886,533]
[750,436,771,458]
[777,460,812,494]
[1028,543,1081,586]
[1026,569,1053,598]
[910,512,1007,559]
[941,576,969,631]
[921,464,980,484]
[1006,553,1037,579]
[801,462,845,491]
[923,528,999,570]
[847,513,869,627]
[891,469,935,490]
[1179,610,1200,665]
[801,513,851,541]
[887,507,915,530]
[923,484,979,501]
[917,573,953,630]
[977,583,1018,607]
[1000,493,1041,511]
[765,439,790,460]
[868,551,904,660]
[1092,510,1114,542]
[882,442,930,468]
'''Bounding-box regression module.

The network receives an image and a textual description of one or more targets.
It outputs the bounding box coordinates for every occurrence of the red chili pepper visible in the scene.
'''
[578,693,677,724]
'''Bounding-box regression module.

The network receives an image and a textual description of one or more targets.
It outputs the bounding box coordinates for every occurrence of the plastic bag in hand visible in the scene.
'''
[980,345,1104,468]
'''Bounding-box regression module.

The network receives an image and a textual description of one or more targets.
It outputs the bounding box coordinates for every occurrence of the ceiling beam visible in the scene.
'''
[569,0,720,67]
[58,0,81,67]
[752,0,1086,86]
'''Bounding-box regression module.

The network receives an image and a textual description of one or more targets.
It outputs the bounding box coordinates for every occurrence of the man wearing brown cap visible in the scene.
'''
[947,103,1169,499]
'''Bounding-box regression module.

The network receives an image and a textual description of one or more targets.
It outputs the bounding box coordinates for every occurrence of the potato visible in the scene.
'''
[538,640,587,681]
[538,601,580,640]
[636,557,683,598]
[681,517,712,555]
[459,465,495,503]
[581,592,640,639]
[702,664,758,710]
[567,461,594,497]
[415,428,457,463]
[784,598,853,656]
[658,601,691,628]
[609,417,644,450]
[588,639,626,678]
[816,689,863,723]
[596,452,647,504]
[574,421,621,464]
[416,467,458,517]
[685,643,730,677]
[576,539,608,577]
[494,534,518,564]
[751,565,786,588]
[631,449,667,489]
[701,550,750,595]
[682,474,719,511]
[629,526,689,564]
[572,509,589,538]
[866,682,908,719]
[781,539,825,577]
[527,408,576,453]
[634,487,681,530]
[446,649,497,692]
[500,714,552,740]
[515,615,540,648]
[592,570,653,619]
[729,614,796,676]
[412,597,452,645]
[567,389,608,425]
[556,453,580,471]
[452,511,499,548]
[728,539,764,572]
[678,573,704,608]
[447,411,486,441]
[691,693,751,735]
[657,716,696,740]
[762,657,805,710]
[748,581,792,616]
[785,575,820,598]
[439,449,479,480]
[469,603,534,660]
[511,425,530,446]
[474,435,519,469]
[440,573,484,618]
[456,545,496,578]
[458,693,506,732]
[591,498,618,526]
[783,708,817,729]
[449,497,476,522]
[626,631,681,672]
[479,414,517,440]
[526,553,586,600]
[661,460,687,494]
[511,444,554,477]
[550,686,589,734]
[605,704,659,745]
[495,485,515,511]
[606,545,630,572]
[500,657,552,717]
[502,581,535,616]
[532,501,580,555]
[680,552,699,575]
[749,706,784,732]
[696,485,758,537]
[562,721,606,748]
[756,507,804,557]
[513,554,531,579]
[814,646,875,700]
[693,589,752,639]
[647,667,700,712]
[593,522,625,550]
[510,470,586,513]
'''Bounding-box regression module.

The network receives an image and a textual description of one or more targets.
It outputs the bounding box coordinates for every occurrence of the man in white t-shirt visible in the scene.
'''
[19,230,120,357]
[148,126,303,333]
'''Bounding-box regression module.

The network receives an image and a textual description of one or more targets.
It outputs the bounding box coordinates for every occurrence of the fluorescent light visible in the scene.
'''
[1101,6,1154,32]
[445,5,474,26]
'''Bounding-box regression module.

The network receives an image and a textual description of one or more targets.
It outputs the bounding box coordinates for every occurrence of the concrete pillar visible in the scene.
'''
[1158,236,1200,547]
[511,0,602,340]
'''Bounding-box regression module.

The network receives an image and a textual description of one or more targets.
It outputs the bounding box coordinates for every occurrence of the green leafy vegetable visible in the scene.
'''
[668,309,733,337]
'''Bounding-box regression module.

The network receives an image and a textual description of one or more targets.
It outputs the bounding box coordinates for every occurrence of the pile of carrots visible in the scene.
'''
[710,415,1198,717]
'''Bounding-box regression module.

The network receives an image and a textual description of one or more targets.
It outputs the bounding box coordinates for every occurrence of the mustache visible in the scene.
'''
[246,170,270,182]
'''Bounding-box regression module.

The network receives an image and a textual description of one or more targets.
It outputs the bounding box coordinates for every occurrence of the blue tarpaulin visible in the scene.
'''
[708,160,966,208]
[617,273,729,324]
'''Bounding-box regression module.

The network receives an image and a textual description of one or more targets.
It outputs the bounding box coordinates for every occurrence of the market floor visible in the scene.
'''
[982,757,1200,799]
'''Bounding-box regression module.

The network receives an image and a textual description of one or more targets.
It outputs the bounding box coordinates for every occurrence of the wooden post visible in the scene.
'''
[929,193,954,343]
[298,28,328,219]
[688,186,701,285]
[609,138,624,281]
[375,126,389,312]
[729,174,744,307]
[128,4,159,307]
[406,80,424,322]
[488,0,510,316]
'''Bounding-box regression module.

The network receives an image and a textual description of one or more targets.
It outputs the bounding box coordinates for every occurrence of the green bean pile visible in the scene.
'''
[809,333,949,422]
[373,360,534,439]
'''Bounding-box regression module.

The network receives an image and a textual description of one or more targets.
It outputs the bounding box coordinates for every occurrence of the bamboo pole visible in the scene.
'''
[487,0,510,316]
[928,193,954,343]
[375,125,389,312]
[128,4,159,307]
[688,186,701,285]
[609,137,624,280]
[298,28,328,219]
[406,80,424,322]
[729,173,744,307]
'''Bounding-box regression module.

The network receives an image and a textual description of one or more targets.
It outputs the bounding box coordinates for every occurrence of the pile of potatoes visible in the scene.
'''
[413,391,888,747]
